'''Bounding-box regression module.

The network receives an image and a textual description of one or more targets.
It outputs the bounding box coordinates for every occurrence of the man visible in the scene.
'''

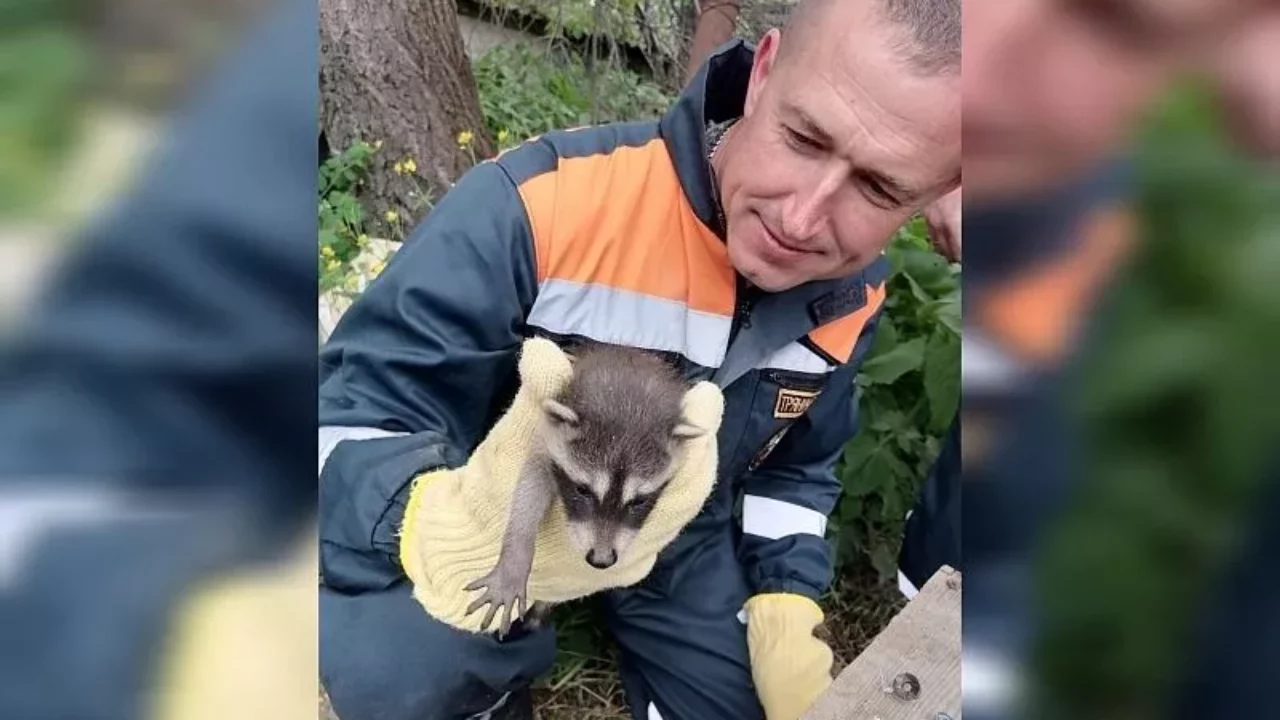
[318,1,960,719]
[890,1,1276,718]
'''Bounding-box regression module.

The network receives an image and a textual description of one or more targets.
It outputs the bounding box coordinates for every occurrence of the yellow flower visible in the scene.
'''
[393,161,405,174]
[372,140,383,150]
[385,210,399,223]
[370,261,387,277]
[356,233,369,248]
[320,246,335,258]
[497,129,511,145]
[457,130,474,147]
[402,158,417,174]
[326,259,340,272]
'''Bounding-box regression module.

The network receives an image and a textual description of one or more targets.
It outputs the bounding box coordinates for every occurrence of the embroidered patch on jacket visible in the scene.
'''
[774,388,820,419]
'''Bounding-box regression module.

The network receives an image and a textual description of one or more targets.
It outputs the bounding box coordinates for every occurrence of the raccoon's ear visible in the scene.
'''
[542,398,580,427]
[671,422,707,441]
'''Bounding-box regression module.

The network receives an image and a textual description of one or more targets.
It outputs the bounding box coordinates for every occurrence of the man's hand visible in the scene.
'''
[922,186,961,263]
[745,593,834,720]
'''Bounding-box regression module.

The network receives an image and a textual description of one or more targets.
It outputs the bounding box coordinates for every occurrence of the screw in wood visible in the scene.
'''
[890,672,921,701]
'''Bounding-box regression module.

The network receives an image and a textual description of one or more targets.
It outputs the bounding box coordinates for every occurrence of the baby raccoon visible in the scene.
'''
[465,342,706,636]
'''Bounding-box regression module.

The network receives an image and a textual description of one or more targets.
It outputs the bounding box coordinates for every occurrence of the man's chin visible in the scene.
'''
[728,230,808,292]
[733,256,801,293]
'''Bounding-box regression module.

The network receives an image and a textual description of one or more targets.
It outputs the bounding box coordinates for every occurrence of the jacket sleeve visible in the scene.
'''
[318,158,540,590]
[737,305,884,601]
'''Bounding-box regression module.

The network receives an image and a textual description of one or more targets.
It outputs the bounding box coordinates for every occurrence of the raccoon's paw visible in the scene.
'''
[464,568,529,636]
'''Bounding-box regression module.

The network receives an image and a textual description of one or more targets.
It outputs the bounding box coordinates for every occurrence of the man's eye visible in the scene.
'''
[856,173,901,209]
[784,127,823,152]
[867,180,897,205]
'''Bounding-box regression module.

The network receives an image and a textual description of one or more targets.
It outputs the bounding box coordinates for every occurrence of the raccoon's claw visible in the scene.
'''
[464,570,528,637]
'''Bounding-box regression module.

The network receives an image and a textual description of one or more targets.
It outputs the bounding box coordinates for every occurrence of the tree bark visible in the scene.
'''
[685,0,742,85]
[320,0,493,233]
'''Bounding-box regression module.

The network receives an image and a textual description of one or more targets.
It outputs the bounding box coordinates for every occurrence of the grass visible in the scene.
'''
[529,555,907,719]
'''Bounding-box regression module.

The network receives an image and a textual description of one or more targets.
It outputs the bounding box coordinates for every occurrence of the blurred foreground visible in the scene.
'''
[962,26,1274,720]
[0,1,318,718]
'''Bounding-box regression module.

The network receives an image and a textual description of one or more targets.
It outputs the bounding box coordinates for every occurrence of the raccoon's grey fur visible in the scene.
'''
[464,341,706,636]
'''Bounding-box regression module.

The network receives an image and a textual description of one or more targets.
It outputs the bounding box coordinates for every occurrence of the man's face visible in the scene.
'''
[717,3,961,292]
[964,0,1258,203]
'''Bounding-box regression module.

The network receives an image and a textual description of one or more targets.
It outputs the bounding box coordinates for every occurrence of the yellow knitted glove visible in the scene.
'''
[398,337,724,633]
[745,593,835,720]
[149,528,318,720]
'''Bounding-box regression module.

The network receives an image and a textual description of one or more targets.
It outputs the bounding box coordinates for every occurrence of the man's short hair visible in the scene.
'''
[783,0,961,75]
[881,0,961,74]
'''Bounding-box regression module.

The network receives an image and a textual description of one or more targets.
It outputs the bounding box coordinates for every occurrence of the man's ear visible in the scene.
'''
[744,27,781,118]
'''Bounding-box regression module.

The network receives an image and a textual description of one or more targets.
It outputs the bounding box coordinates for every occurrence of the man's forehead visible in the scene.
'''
[778,46,960,193]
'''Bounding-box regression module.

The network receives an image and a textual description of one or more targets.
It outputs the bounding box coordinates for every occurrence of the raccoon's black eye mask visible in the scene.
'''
[625,493,656,511]
[549,461,593,501]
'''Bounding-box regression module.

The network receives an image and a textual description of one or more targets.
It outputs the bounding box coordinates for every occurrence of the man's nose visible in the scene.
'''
[780,195,824,242]
[781,175,837,242]
[586,547,617,569]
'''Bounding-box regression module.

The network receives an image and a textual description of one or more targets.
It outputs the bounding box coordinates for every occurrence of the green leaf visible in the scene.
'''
[922,330,961,433]
[869,409,909,434]
[839,496,863,521]
[843,435,913,498]
[870,543,898,583]
[900,247,955,294]
[868,315,899,357]
[935,296,961,335]
[858,338,925,385]
[840,432,880,483]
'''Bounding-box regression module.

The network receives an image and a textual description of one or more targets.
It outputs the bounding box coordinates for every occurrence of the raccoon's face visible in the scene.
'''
[540,397,705,569]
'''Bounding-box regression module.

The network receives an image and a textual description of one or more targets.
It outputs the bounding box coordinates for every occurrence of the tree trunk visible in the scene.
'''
[685,0,742,85]
[320,0,493,234]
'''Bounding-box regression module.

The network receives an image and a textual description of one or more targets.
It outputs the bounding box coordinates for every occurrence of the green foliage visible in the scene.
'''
[831,219,961,582]
[479,0,691,54]
[0,3,91,216]
[472,43,672,143]
[319,139,378,292]
[1031,84,1280,720]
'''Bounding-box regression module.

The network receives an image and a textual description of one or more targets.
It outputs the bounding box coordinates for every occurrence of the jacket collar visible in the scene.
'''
[660,39,755,240]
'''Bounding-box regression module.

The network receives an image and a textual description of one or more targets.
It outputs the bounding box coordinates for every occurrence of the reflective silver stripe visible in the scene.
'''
[319,426,408,474]
[527,279,732,368]
[898,569,919,599]
[760,340,833,374]
[741,495,828,539]
[964,643,1022,714]
[963,331,1028,393]
[0,483,187,589]
[647,701,665,720]
[465,691,512,720]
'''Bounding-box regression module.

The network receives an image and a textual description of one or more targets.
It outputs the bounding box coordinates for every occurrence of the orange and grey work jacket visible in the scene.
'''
[319,40,890,603]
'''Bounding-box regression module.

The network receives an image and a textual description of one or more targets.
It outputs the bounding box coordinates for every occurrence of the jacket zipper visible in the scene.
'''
[726,276,756,348]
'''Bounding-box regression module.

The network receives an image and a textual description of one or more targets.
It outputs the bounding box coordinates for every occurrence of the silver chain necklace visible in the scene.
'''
[706,118,738,231]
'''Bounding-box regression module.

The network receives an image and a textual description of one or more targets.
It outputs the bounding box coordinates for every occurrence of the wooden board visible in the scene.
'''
[802,566,961,720]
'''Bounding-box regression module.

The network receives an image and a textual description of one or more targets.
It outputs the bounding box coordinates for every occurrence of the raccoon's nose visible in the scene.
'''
[586,548,617,569]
